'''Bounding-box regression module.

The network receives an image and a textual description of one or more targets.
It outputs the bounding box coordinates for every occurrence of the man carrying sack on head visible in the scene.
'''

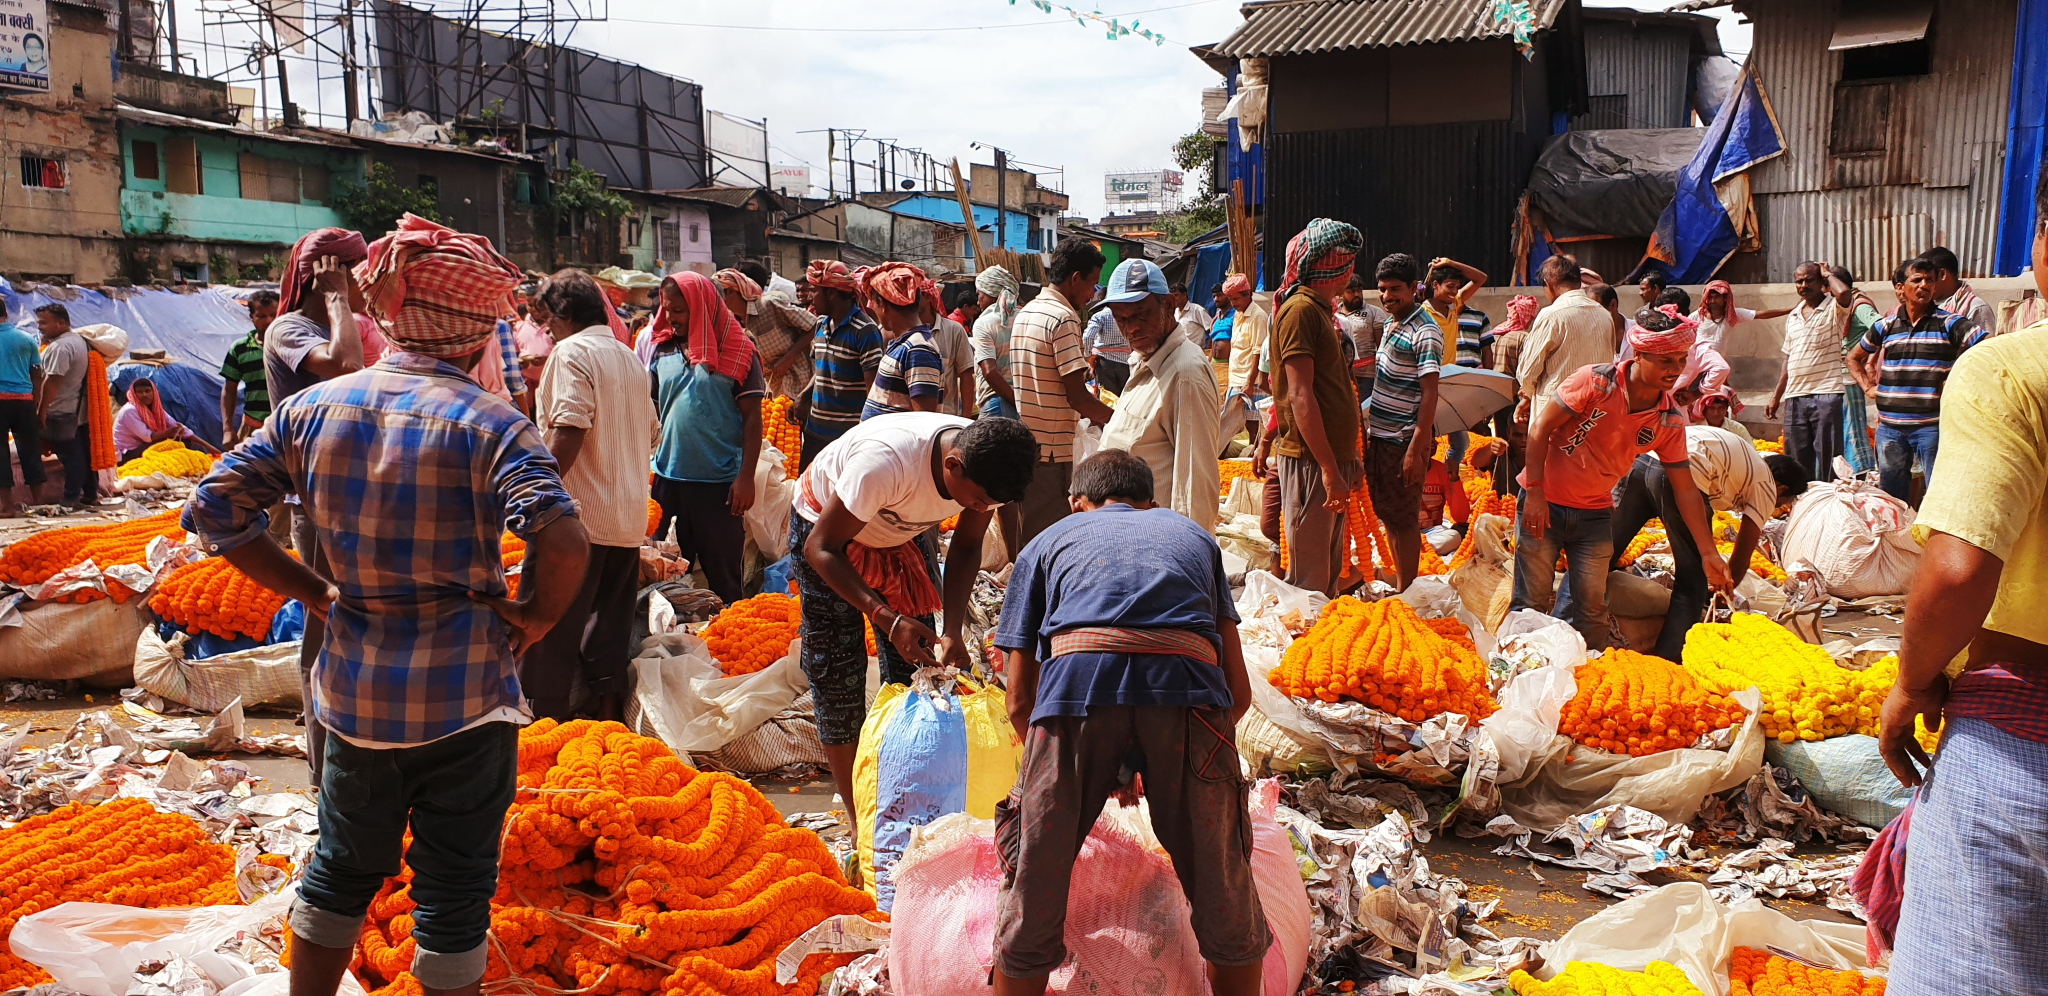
[185,213,590,996]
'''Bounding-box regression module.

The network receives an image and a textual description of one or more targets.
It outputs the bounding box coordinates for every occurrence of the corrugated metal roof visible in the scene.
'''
[1664,0,1731,11]
[1210,0,1573,57]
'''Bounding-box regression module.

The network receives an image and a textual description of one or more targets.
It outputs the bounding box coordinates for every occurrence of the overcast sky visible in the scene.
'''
[556,0,1752,219]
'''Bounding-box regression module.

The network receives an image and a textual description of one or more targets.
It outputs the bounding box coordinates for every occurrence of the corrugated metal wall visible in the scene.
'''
[1744,0,2017,278]
[1264,121,1527,281]
[1575,22,1692,129]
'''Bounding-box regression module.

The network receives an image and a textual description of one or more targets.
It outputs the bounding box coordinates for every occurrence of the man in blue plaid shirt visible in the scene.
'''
[185,223,589,996]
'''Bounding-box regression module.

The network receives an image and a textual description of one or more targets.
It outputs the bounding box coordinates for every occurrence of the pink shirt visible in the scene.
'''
[1520,360,1690,510]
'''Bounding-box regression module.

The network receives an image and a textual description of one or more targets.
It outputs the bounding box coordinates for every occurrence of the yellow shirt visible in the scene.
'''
[1912,321,2048,646]
[1225,297,1272,393]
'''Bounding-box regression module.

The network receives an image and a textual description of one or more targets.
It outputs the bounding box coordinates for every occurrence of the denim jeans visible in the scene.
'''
[292,721,518,990]
[1877,423,1940,503]
[1513,500,1615,649]
[979,395,1020,420]
[1781,394,1844,483]
[1608,456,1704,661]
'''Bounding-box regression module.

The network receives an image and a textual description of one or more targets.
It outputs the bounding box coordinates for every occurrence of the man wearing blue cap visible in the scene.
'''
[1099,259,1224,532]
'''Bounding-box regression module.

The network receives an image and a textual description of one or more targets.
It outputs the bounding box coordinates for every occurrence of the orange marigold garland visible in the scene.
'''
[761,395,804,478]
[150,555,292,641]
[1559,649,1745,757]
[1270,596,1496,722]
[86,351,118,471]
[356,720,876,996]
[0,798,240,990]
[1729,947,1885,996]
[648,498,663,539]
[701,593,800,676]
[0,510,187,603]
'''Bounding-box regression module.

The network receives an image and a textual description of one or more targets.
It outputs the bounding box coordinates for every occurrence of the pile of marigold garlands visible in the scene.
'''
[1728,947,1885,996]
[1510,960,1705,996]
[151,554,292,641]
[116,439,218,480]
[1683,613,1896,744]
[0,510,187,603]
[1270,596,1496,722]
[699,593,800,676]
[0,798,281,990]
[1562,649,1746,757]
[355,720,876,996]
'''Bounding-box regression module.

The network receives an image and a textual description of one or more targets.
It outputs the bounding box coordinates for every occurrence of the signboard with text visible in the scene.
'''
[1102,169,1185,212]
[0,0,51,93]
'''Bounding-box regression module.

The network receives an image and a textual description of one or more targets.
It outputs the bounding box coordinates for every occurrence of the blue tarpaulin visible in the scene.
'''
[1,277,256,449]
[1641,66,1785,284]
[1188,242,1231,312]
[1995,0,2048,276]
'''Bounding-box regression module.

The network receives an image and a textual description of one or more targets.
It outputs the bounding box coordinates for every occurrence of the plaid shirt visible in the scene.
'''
[183,351,576,745]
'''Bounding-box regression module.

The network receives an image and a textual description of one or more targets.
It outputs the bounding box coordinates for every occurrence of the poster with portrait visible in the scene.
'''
[0,0,51,93]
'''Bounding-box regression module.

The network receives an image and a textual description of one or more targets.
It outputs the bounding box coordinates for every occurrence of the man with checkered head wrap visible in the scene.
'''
[1268,218,1366,597]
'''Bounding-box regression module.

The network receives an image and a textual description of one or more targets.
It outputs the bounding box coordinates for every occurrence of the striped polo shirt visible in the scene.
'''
[805,307,886,440]
[862,326,946,419]
[1009,285,1091,462]
[1855,307,1986,427]
[1426,303,1493,368]
[1369,304,1445,442]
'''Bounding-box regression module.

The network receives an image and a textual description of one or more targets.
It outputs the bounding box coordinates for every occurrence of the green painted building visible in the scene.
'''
[117,106,360,250]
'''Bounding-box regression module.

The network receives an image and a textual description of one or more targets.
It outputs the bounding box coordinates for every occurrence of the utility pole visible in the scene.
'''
[166,0,180,71]
[825,129,835,198]
[340,0,360,126]
[994,148,1008,253]
[276,47,297,127]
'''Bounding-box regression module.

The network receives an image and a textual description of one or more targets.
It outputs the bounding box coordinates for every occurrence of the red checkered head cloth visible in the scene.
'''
[1628,303,1699,355]
[864,262,926,309]
[355,214,522,358]
[649,270,757,383]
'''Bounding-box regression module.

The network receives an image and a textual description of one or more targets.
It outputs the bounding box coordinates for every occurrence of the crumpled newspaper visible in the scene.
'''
[0,705,306,824]
[1696,764,1877,845]
[828,951,890,996]
[1274,805,1524,992]
[775,915,890,984]
[1291,700,1484,788]
[1706,836,1866,914]
[3,679,66,702]
[132,957,222,996]
[1289,775,1436,832]
[1487,805,1706,899]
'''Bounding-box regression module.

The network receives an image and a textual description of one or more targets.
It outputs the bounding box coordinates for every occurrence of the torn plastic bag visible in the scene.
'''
[743,443,795,561]
[1235,570,1327,649]
[1480,662,1578,784]
[630,631,807,754]
[1534,881,1873,994]
[7,894,365,996]
[1764,735,1912,829]
[1500,688,1764,829]
[1397,575,1495,658]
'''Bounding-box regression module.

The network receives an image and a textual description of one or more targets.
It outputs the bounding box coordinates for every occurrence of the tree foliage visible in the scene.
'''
[330,162,442,236]
[553,161,631,220]
[1160,130,1225,244]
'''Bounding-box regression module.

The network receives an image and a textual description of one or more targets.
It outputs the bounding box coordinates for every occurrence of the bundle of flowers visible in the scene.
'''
[1270,596,1496,721]
[1728,947,1885,995]
[116,439,217,480]
[150,555,291,641]
[700,593,800,676]
[1683,614,1896,744]
[1561,649,1746,757]
[1510,961,1705,996]
[761,396,804,478]
[0,510,187,602]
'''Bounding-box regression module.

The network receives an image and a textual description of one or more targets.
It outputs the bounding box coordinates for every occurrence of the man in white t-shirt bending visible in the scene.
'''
[791,411,1041,807]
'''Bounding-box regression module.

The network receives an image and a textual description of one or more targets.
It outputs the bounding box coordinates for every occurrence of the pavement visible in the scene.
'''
[1,692,1863,942]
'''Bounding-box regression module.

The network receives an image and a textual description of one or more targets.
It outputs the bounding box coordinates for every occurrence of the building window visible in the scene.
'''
[1027,227,1043,251]
[515,173,533,204]
[627,214,644,246]
[1841,40,1931,82]
[133,141,161,181]
[689,222,701,243]
[165,136,203,195]
[1829,83,1892,156]
[20,156,66,189]
[173,262,209,284]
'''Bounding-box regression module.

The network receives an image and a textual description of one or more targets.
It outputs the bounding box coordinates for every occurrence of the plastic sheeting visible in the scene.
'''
[1526,129,1702,240]
[112,362,229,450]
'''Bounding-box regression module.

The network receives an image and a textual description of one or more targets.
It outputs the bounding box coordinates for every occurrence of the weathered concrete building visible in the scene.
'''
[1,0,124,283]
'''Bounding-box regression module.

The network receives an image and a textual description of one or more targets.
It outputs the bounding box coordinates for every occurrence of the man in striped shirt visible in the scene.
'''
[1368,253,1444,590]
[800,260,886,469]
[1083,305,1132,395]
[1765,262,1852,482]
[1849,257,1988,503]
[1008,239,1113,546]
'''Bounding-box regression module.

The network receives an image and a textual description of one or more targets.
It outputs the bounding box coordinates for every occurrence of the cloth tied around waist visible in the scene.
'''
[1048,627,1219,666]
[845,540,942,618]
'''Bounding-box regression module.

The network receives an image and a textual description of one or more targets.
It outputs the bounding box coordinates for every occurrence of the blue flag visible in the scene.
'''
[1642,65,1785,283]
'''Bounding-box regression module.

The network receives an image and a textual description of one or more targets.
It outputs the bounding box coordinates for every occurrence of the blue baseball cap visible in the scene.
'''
[1101,258,1169,304]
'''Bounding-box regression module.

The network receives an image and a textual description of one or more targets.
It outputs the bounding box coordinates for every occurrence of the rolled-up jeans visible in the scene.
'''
[1512,500,1614,649]
[291,721,518,991]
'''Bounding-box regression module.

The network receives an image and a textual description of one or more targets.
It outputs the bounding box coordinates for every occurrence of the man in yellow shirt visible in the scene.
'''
[1878,177,2048,994]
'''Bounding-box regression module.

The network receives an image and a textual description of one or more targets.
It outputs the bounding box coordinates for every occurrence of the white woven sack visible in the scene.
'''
[1780,479,1920,599]
[134,627,302,712]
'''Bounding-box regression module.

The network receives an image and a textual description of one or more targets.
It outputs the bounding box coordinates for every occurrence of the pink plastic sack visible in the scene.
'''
[888,779,1311,996]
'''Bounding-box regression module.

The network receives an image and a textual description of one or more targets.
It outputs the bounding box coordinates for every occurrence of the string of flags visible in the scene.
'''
[1490,0,1538,59]
[1008,0,1170,45]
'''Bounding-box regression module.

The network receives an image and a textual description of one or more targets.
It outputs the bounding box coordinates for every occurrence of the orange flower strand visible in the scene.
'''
[699,594,800,676]
[1270,596,1496,722]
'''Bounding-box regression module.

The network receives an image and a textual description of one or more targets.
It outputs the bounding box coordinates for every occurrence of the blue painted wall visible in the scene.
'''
[887,195,1037,257]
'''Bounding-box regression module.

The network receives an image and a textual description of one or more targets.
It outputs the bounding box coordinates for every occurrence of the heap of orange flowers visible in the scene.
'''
[1729,947,1885,995]
[648,497,663,538]
[356,720,875,996]
[700,593,800,676]
[0,510,187,603]
[0,799,247,990]
[86,351,117,471]
[150,555,291,641]
[1560,649,1745,757]
[761,395,803,478]
[1270,596,1496,721]
[1219,458,1257,500]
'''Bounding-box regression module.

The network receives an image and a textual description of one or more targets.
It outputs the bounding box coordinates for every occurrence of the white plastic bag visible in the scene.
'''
[1496,611,1589,671]
[1073,418,1103,467]
[6,895,369,996]
[1234,569,1327,649]
[74,323,131,359]
[1396,576,1495,658]
[744,444,796,561]
[631,633,809,753]
[1537,881,1871,994]
[1502,688,1765,829]
[1481,663,1578,784]
[1780,479,1920,599]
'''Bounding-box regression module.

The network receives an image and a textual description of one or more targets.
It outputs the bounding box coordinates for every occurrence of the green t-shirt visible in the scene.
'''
[219,330,271,422]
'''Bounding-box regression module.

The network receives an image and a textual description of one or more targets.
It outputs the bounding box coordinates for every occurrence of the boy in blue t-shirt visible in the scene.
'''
[0,294,45,514]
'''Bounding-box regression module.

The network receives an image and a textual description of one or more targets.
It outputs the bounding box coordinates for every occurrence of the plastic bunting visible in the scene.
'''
[1009,0,1168,45]
[1490,0,1537,59]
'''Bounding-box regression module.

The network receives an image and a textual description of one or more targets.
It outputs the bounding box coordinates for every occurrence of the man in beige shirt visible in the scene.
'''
[1100,260,1224,532]
[1009,238,1113,546]
[524,268,659,722]
[1218,272,1271,442]
[1517,255,1616,426]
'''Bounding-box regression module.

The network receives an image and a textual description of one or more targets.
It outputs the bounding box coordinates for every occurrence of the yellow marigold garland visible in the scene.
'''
[357,720,875,996]
[1510,961,1706,996]
[1683,615,1894,744]
[116,440,218,480]
[761,395,803,479]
